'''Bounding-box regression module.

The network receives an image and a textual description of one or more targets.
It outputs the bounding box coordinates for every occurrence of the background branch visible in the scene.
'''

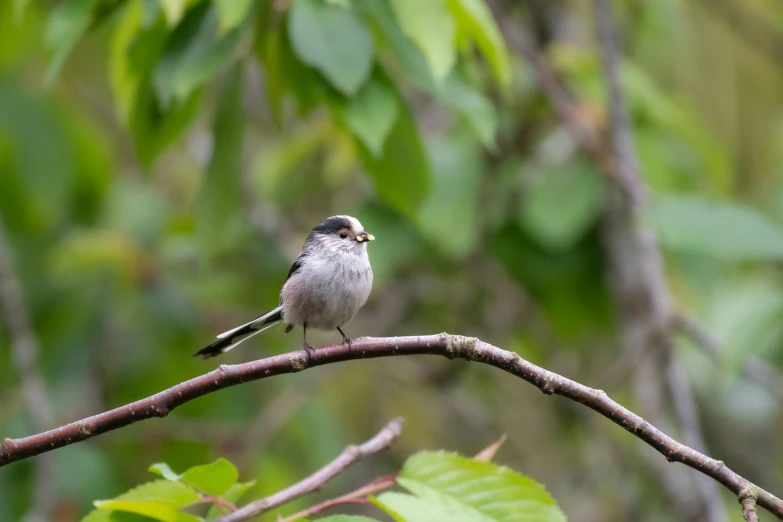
[215,418,404,522]
[1,334,781,518]
[0,218,56,522]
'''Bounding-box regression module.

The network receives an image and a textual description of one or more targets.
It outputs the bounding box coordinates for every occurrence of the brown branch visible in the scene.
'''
[276,474,397,522]
[742,488,761,522]
[0,218,57,522]
[215,418,404,522]
[1,334,782,518]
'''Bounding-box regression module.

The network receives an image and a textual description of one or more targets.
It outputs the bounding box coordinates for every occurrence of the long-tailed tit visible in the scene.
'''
[195,215,375,359]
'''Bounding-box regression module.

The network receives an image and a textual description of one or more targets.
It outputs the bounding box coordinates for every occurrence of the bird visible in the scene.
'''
[195,215,375,359]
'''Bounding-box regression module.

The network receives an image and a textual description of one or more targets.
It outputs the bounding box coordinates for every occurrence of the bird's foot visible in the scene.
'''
[341,337,353,353]
[303,343,316,362]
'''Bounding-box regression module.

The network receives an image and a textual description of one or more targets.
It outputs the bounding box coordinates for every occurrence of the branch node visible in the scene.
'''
[539,372,558,395]
[77,422,92,437]
[289,353,308,372]
[444,334,477,360]
[740,487,759,522]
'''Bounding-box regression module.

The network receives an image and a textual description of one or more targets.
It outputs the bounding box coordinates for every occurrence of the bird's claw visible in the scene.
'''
[341,337,353,353]
[303,343,316,362]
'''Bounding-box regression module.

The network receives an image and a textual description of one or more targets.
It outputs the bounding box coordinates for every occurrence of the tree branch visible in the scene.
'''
[215,418,404,522]
[0,218,57,522]
[276,474,397,522]
[1,334,782,518]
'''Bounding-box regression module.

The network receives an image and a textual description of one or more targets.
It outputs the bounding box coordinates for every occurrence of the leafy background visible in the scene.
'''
[1,0,783,521]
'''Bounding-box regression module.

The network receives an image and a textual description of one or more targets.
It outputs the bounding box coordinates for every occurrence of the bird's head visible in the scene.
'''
[307,215,374,254]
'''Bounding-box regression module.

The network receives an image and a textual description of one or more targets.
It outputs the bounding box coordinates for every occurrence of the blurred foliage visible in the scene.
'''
[0,0,782,521]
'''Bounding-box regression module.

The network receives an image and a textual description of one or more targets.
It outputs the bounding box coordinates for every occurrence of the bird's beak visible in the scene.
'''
[356,231,375,242]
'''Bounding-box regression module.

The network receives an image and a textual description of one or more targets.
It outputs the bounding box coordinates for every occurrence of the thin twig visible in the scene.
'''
[215,418,405,522]
[741,488,761,522]
[0,218,57,522]
[673,314,783,400]
[276,474,397,522]
[1,334,782,518]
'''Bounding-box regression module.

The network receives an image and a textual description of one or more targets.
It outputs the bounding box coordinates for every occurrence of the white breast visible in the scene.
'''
[281,249,373,330]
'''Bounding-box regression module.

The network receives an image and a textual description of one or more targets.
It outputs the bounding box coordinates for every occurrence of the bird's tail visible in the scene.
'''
[194,306,283,359]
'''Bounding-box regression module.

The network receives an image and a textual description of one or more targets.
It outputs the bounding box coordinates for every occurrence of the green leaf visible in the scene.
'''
[196,65,246,256]
[45,0,99,86]
[288,0,374,95]
[357,100,429,217]
[448,0,510,87]
[389,0,456,82]
[92,481,201,522]
[160,0,187,26]
[361,0,497,149]
[520,157,606,251]
[318,515,378,522]
[153,2,246,107]
[149,463,182,482]
[92,501,200,522]
[416,131,482,258]
[180,458,239,496]
[214,0,255,33]
[644,195,783,261]
[206,481,256,520]
[336,75,399,157]
[81,509,153,522]
[376,451,566,522]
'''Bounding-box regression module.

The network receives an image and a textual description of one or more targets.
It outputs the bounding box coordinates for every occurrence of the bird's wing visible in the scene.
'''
[284,253,307,283]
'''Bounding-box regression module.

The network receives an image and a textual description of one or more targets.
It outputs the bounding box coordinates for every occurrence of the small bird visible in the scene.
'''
[195,215,375,359]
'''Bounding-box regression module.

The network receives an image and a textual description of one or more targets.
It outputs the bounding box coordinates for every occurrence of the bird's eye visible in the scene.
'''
[339,232,348,239]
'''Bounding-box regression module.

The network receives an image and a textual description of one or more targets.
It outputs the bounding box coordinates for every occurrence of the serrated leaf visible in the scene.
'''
[520,156,606,251]
[153,2,246,107]
[149,463,182,482]
[180,458,239,496]
[317,515,378,522]
[448,0,510,87]
[337,75,399,157]
[44,0,99,86]
[92,481,201,522]
[377,451,566,522]
[389,0,456,82]
[196,65,245,256]
[92,501,200,522]
[214,0,255,33]
[361,0,497,149]
[206,481,256,520]
[357,100,429,218]
[644,195,783,261]
[288,0,373,95]
[160,0,187,26]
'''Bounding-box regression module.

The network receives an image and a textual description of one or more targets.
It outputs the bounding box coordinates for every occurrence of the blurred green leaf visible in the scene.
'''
[153,2,246,107]
[91,481,200,522]
[81,510,154,522]
[214,0,255,33]
[389,0,456,82]
[520,156,606,251]
[376,451,566,522]
[417,131,482,258]
[362,0,497,149]
[645,195,783,261]
[288,0,374,95]
[44,0,98,86]
[160,0,187,26]
[448,0,510,87]
[206,480,256,519]
[318,515,378,522]
[149,463,182,482]
[196,64,245,255]
[336,74,399,157]
[357,100,429,217]
[180,458,239,496]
